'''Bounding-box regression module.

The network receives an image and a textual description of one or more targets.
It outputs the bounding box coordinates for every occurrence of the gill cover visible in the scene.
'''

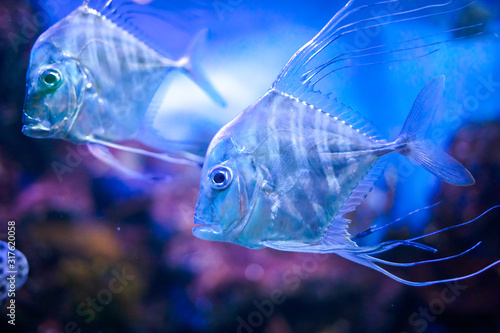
[194,140,266,248]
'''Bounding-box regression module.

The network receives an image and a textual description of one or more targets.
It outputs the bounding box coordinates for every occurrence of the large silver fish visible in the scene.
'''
[22,0,225,170]
[0,241,29,302]
[193,0,500,286]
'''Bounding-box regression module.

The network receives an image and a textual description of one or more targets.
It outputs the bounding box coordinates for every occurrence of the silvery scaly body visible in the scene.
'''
[22,0,225,169]
[193,0,500,286]
[0,241,29,302]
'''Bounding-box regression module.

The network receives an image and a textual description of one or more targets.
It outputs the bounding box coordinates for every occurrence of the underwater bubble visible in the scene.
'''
[245,263,264,282]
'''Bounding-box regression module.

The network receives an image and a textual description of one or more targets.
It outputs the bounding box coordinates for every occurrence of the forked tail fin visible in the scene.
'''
[395,75,475,186]
[180,29,226,107]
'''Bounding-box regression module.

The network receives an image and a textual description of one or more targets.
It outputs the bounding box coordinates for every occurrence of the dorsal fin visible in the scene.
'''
[82,0,214,60]
[277,84,384,141]
[272,0,482,98]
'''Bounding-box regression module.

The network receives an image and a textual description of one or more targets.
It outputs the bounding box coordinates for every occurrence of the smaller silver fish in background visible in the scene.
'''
[0,241,29,302]
[193,0,500,286]
[22,0,225,172]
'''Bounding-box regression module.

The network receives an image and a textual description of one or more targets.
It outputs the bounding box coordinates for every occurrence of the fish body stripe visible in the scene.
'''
[233,90,380,243]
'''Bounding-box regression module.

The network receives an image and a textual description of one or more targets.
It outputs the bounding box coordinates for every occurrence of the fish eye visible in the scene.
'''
[209,166,233,190]
[39,68,62,90]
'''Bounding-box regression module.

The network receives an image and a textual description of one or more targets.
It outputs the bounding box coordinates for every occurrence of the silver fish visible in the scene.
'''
[22,0,225,169]
[193,0,500,286]
[0,241,29,302]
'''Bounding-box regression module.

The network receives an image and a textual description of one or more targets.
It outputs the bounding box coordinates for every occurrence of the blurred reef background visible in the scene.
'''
[0,0,499,332]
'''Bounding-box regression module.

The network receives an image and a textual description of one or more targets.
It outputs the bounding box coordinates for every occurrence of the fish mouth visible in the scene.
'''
[22,114,54,138]
[22,102,54,138]
[193,215,222,236]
